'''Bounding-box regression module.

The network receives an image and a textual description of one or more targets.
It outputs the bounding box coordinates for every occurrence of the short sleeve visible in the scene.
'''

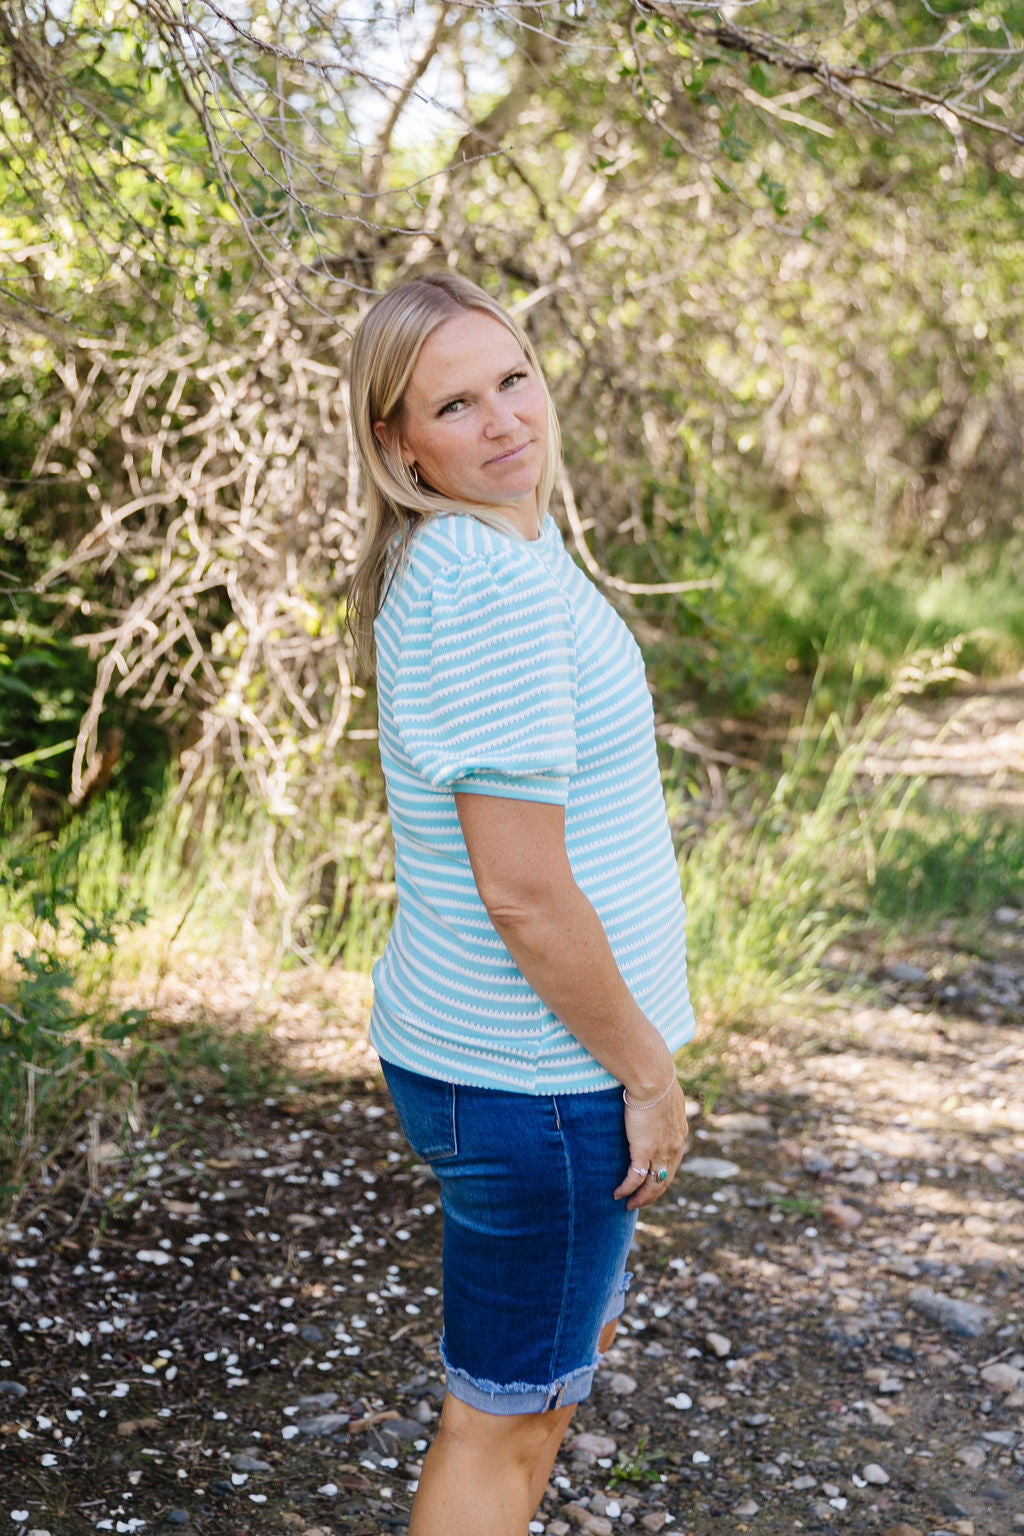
[393,549,578,803]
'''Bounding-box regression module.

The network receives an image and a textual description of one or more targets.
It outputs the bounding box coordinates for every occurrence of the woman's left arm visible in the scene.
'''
[455,791,688,1209]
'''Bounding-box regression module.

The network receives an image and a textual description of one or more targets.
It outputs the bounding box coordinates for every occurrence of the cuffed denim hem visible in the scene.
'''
[438,1274,632,1417]
[441,1348,599,1415]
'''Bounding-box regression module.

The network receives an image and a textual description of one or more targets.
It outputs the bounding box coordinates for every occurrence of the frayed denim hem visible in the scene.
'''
[440,1344,600,1415]
[438,1272,633,1417]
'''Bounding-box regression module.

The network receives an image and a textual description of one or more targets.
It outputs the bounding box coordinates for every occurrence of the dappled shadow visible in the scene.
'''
[3,954,1023,1535]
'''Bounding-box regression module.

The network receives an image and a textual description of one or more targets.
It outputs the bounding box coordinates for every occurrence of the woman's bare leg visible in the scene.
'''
[412,1316,622,1535]
[526,1402,577,1515]
[409,1394,576,1536]
[526,1317,619,1514]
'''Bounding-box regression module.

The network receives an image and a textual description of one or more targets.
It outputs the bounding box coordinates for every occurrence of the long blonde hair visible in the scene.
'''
[346,271,562,671]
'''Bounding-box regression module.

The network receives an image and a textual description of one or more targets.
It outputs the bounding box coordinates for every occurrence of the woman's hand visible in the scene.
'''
[614,1078,689,1210]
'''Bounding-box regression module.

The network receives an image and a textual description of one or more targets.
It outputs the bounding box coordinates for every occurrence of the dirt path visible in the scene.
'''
[2,681,1022,1536]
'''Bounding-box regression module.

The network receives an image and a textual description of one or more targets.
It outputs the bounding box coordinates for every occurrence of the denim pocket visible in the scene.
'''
[381,1058,458,1162]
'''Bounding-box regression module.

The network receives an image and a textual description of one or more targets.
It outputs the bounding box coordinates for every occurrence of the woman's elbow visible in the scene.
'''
[474,872,564,932]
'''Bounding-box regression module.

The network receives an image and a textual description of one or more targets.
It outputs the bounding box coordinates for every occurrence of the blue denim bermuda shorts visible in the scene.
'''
[381,1059,638,1416]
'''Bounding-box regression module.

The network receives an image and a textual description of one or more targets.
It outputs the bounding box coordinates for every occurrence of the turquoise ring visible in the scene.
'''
[655,1166,669,1184]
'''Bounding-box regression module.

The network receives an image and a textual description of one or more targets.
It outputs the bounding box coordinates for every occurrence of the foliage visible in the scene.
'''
[608,1435,665,1489]
[0,0,1023,976]
[870,810,1024,931]
[670,641,997,1030]
[0,830,150,1211]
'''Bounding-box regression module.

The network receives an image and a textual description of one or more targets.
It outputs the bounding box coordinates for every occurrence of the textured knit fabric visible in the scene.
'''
[370,512,695,1093]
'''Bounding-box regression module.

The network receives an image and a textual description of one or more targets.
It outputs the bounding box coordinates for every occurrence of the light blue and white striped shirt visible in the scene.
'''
[369,512,695,1093]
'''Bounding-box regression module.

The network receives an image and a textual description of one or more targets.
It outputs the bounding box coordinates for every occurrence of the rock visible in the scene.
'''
[413,1398,435,1424]
[229,1453,272,1472]
[0,1381,28,1396]
[295,1391,339,1410]
[708,1112,773,1136]
[639,1517,669,1533]
[568,1431,618,1458]
[547,1524,571,1536]
[881,1526,924,1536]
[607,1372,637,1395]
[298,1324,326,1343]
[681,1157,740,1179]
[839,1167,879,1189]
[953,1445,986,1468]
[163,1514,190,1528]
[994,906,1021,924]
[294,1412,350,1436]
[705,1331,731,1358]
[863,1463,891,1484]
[792,1475,817,1490]
[564,1505,604,1529]
[821,1197,863,1231]
[980,1362,1024,1391]
[734,1500,759,1516]
[908,1288,991,1339]
[379,1417,425,1445]
[888,962,928,983]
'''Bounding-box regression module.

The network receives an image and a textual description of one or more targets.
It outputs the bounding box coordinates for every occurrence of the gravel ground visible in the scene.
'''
[2,682,1022,1536]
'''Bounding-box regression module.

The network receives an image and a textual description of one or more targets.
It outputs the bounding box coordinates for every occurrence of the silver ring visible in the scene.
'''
[655,1166,669,1184]
[630,1165,649,1177]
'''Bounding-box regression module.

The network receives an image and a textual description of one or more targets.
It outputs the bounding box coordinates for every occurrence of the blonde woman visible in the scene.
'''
[348,272,693,1536]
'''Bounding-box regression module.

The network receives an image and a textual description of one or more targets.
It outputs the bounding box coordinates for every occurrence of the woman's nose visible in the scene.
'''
[482,395,518,435]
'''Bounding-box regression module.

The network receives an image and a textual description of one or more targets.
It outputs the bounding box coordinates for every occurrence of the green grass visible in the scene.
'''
[669,637,1019,1030]
[870,812,1024,930]
[698,528,1024,714]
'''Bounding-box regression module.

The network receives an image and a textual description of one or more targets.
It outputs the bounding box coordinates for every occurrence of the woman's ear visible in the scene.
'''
[373,420,414,469]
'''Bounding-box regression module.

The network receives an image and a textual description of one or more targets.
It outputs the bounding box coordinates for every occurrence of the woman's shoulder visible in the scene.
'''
[401,513,559,591]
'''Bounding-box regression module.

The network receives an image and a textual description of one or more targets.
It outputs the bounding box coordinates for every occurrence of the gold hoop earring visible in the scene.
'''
[409,464,420,487]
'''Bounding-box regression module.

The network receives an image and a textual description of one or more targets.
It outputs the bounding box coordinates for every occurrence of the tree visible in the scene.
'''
[1,1,1022,865]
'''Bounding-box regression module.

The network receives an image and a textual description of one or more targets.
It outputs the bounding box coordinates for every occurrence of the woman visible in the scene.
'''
[348,271,694,1536]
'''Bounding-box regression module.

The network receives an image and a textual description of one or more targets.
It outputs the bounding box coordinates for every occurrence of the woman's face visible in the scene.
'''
[380,309,549,538]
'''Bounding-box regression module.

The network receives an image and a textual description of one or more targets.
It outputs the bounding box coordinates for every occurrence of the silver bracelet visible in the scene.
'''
[623,1079,675,1111]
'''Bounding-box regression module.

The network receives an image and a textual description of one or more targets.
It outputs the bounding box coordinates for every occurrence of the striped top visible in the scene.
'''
[369,512,695,1093]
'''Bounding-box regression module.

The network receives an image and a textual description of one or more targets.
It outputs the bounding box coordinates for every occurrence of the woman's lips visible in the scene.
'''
[486,440,532,465]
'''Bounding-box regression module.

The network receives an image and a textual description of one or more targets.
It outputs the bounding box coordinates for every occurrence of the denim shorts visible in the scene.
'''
[381,1058,637,1416]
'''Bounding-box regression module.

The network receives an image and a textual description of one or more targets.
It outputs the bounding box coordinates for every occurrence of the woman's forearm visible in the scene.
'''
[485,877,676,1101]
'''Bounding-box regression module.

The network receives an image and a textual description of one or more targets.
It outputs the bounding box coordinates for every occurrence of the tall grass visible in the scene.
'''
[669,640,1015,1030]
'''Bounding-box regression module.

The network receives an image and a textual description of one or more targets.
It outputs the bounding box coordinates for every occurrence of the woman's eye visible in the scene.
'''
[500,371,526,389]
[437,399,464,416]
